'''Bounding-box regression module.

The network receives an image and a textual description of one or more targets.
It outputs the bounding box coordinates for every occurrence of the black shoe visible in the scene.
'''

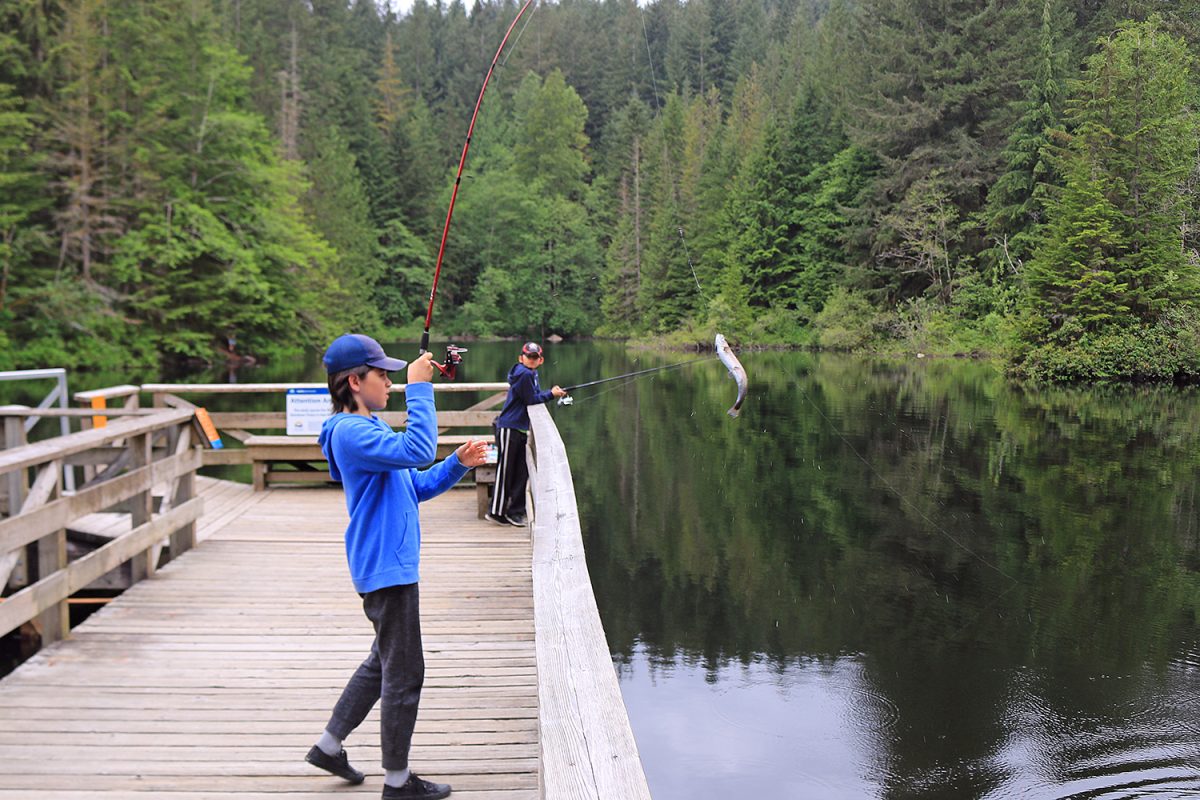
[484,512,510,526]
[305,744,365,784]
[507,513,528,527]
[382,773,452,799]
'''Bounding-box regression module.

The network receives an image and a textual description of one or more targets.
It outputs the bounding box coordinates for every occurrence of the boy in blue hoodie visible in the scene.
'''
[306,334,488,800]
[486,341,566,526]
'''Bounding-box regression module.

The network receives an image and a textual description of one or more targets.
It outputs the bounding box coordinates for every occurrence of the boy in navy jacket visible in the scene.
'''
[486,341,566,526]
[305,334,487,800]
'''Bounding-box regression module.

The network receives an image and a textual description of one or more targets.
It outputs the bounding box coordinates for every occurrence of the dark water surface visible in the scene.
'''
[536,342,1200,800]
[11,341,1200,798]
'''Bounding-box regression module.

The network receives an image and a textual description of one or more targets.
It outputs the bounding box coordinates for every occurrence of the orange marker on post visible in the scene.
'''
[192,407,223,449]
[90,396,108,429]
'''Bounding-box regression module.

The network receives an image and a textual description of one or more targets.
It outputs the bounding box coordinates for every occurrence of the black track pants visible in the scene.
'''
[491,426,528,518]
[325,583,424,770]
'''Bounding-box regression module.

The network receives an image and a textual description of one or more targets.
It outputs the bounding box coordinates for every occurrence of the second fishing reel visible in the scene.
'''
[433,344,468,380]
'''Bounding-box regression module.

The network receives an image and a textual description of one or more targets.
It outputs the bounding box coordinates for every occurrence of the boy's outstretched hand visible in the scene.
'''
[455,439,489,468]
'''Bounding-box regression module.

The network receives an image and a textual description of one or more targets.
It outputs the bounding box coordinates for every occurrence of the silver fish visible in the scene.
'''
[714,333,748,418]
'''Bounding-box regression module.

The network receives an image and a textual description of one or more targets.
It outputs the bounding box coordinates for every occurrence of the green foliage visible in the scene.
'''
[7,0,1200,382]
[302,124,383,330]
[5,279,157,370]
[375,218,432,329]
[512,70,590,199]
[981,0,1075,274]
[812,287,880,350]
[1021,17,1200,347]
[1017,307,1200,382]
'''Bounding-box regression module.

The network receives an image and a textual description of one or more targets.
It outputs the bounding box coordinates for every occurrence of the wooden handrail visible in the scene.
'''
[527,404,651,799]
[0,409,192,475]
[0,408,202,644]
[142,382,509,393]
[0,408,162,418]
[73,385,139,402]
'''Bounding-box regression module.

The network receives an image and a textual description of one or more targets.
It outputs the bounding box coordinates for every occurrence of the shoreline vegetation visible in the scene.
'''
[4,3,1200,385]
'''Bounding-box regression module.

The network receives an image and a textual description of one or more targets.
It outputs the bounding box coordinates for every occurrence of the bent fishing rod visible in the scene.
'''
[557,355,715,404]
[418,0,538,380]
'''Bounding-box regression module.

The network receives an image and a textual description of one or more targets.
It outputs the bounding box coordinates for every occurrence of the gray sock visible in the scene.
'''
[385,768,411,787]
[315,729,342,757]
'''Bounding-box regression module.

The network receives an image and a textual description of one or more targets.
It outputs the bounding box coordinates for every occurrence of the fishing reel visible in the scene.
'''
[433,344,468,380]
[556,395,574,406]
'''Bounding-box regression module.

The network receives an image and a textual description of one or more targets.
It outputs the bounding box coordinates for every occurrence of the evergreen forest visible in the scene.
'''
[4,0,1200,381]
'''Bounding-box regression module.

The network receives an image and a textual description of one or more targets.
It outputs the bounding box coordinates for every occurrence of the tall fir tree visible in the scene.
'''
[1022,18,1199,337]
[982,0,1075,278]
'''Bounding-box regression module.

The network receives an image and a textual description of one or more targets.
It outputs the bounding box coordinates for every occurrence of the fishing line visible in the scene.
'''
[566,357,709,403]
[567,374,645,404]
[796,382,1020,585]
[638,6,706,301]
[562,354,714,393]
[499,2,538,70]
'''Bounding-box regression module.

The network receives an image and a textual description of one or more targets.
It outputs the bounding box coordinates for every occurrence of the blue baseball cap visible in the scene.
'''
[323,334,408,374]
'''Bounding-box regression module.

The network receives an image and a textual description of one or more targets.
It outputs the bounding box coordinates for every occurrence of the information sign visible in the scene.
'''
[286,388,332,436]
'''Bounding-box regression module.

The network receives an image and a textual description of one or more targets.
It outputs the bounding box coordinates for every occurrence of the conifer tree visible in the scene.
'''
[0,79,37,321]
[983,0,1075,277]
[600,97,653,333]
[850,0,1025,299]
[512,70,590,199]
[1023,18,1199,336]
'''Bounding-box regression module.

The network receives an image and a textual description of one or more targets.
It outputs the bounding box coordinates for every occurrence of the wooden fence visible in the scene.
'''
[136,382,509,466]
[0,408,203,646]
[527,404,652,799]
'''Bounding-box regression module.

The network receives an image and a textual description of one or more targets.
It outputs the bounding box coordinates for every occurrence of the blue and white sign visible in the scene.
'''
[286,388,332,436]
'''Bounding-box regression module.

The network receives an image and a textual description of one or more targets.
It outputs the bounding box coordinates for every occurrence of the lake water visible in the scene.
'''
[13,341,1200,798]
[531,342,1200,800]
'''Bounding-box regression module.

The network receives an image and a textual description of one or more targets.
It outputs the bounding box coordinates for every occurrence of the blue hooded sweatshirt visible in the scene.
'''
[317,382,469,593]
[495,362,554,430]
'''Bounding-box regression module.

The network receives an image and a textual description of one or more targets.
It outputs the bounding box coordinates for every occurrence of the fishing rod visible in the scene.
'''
[419,0,538,379]
[557,355,715,405]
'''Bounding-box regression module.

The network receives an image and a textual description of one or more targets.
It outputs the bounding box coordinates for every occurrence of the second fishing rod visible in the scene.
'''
[556,354,715,404]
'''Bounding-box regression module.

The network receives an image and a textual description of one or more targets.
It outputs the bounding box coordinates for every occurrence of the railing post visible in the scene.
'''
[29,460,67,644]
[164,422,196,564]
[127,432,154,581]
[4,414,29,589]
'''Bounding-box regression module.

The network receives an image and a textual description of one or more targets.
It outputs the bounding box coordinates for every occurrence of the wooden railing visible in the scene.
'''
[135,382,509,465]
[527,404,652,799]
[0,408,203,645]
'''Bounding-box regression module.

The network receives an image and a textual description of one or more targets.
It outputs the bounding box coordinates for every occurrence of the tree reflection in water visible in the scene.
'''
[549,345,1200,800]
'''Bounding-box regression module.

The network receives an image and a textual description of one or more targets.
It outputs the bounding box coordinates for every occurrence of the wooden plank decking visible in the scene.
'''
[0,478,537,799]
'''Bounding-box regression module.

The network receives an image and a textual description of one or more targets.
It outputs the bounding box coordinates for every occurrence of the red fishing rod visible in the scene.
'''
[420,0,538,379]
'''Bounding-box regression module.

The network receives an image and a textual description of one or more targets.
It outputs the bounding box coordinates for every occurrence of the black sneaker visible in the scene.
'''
[305,744,365,784]
[484,512,510,526]
[382,773,452,799]
[507,513,528,527]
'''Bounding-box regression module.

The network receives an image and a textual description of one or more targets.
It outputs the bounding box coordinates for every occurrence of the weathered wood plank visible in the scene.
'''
[0,449,202,554]
[0,409,192,474]
[142,382,509,393]
[0,479,550,799]
[0,499,204,637]
[0,398,649,800]
[528,404,652,800]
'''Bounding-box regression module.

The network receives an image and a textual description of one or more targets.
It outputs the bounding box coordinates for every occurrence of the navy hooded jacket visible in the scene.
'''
[495,362,554,430]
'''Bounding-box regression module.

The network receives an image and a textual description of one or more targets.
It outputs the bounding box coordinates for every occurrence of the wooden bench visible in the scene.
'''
[244,434,496,517]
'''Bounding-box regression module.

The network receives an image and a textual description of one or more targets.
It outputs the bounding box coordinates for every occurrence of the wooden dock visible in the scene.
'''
[0,395,650,799]
[0,478,538,798]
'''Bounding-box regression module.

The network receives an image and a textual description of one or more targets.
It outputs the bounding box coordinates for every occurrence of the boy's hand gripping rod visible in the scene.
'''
[418,0,538,380]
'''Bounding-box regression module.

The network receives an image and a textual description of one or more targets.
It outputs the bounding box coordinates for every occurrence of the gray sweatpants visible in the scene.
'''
[324,583,424,770]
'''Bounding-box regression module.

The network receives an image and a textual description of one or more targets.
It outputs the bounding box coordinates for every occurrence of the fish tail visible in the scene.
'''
[726,407,740,419]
